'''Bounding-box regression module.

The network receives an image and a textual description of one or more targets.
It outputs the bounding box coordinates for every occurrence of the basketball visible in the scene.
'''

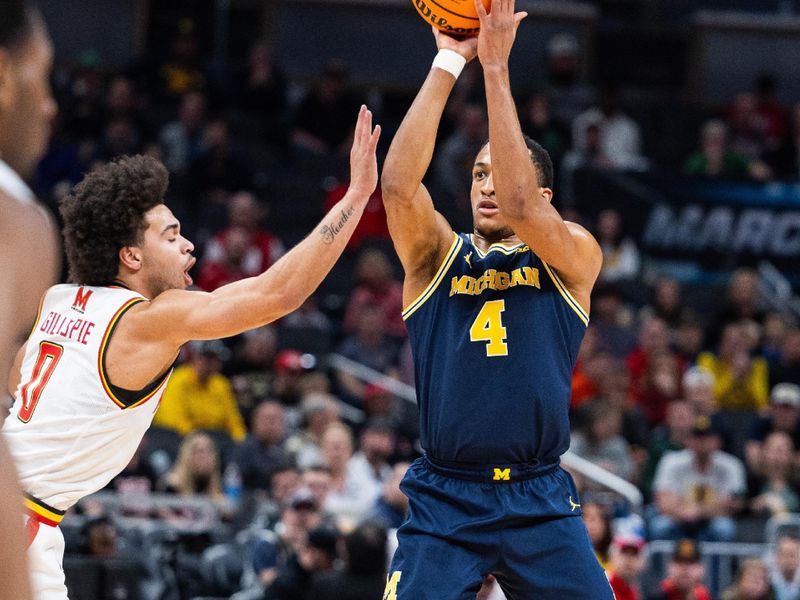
[411,0,491,36]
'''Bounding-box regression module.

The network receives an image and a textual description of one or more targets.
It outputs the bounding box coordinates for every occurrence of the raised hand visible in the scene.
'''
[474,0,527,68]
[432,26,479,63]
[349,105,382,197]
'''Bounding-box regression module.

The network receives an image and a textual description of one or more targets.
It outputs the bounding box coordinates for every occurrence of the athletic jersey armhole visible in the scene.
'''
[97,298,172,409]
[401,233,463,321]
[540,261,590,326]
[27,286,53,337]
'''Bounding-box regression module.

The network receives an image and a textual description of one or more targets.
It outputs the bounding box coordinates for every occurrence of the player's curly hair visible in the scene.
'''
[59,155,169,285]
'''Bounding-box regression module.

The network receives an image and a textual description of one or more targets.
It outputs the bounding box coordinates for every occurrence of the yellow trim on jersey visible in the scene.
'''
[469,234,526,258]
[24,495,65,525]
[98,298,146,409]
[402,233,463,321]
[541,262,589,326]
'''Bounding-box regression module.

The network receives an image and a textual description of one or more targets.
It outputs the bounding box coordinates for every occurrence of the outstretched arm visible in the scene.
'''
[132,106,381,345]
[381,30,477,305]
[475,0,601,306]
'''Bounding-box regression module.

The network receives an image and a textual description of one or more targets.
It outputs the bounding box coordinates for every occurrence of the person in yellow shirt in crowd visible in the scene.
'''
[154,340,247,441]
[697,322,769,411]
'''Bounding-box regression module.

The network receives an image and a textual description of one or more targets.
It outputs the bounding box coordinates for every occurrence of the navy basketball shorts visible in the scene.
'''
[385,456,615,600]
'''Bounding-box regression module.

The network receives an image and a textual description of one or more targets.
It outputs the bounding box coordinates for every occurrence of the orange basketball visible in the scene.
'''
[411,0,491,36]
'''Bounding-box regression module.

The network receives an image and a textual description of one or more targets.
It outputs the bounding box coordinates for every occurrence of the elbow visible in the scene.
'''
[381,174,415,206]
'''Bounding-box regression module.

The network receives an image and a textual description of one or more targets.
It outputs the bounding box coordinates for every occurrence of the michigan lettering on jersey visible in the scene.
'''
[449,267,540,297]
[384,571,402,600]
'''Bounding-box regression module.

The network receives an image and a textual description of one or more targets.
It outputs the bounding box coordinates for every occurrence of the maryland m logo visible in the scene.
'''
[71,287,93,313]
[492,468,511,481]
[383,571,401,600]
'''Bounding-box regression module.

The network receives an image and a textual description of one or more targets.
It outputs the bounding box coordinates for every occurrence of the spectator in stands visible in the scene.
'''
[203,190,285,278]
[596,208,641,283]
[674,313,708,365]
[159,432,224,500]
[335,306,401,405]
[770,534,800,600]
[271,349,317,406]
[366,461,410,530]
[749,432,799,517]
[227,325,279,423]
[721,558,775,600]
[683,119,768,180]
[196,225,250,291]
[253,491,330,594]
[348,418,394,493]
[753,74,788,150]
[761,312,791,369]
[520,91,570,173]
[307,522,387,600]
[651,416,745,542]
[646,539,712,600]
[264,523,339,600]
[434,103,488,211]
[745,383,800,472]
[698,322,769,412]
[302,466,333,509]
[159,91,206,175]
[343,248,405,340]
[570,400,635,483]
[643,277,684,330]
[589,282,637,358]
[80,515,119,559]
[290,58,363,155]
[251,464,303,531]
[156,22,205,99]
[235,41,288,142]
[582,502,613,569]
[766,102,800,180]
[607,533,647,600]
[234,400,292,493]
[682,367,718,420]
[636,348,684,426]
[572,83,644,169]
[727,92,767,161]
[189,118,253,201]
[643,399,696,498]
[772,328,800,387]
[543,33,595,126]
[94,116,142,162]
[320,422,380,526]
[286,392,341,469]
[154,340,247,442]
[710,268,767,343]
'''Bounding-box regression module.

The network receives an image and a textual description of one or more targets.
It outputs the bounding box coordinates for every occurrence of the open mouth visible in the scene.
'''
[183,257,196,285]
[478,199,499,216]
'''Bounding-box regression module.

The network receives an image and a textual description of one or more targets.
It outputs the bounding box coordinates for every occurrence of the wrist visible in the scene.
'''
[432,49,466,79]
[482,62,509,75]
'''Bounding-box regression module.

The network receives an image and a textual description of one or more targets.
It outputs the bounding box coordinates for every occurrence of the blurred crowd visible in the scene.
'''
[27,17,800,600]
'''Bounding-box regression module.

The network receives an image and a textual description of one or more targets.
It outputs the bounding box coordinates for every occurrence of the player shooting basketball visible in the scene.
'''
[380,0,613,597]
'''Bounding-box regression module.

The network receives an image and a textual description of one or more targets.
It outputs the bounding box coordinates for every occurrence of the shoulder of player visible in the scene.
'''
[117,288,206,343]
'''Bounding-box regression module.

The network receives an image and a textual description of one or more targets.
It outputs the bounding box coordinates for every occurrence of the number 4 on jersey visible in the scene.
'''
[18,341,63,423]
[470,300,508,357]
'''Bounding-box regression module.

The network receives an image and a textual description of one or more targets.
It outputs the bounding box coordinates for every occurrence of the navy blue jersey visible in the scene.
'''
[403,232,588,464]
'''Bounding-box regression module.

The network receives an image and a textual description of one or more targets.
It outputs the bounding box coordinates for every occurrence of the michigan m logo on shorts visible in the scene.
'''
[384,571,401,600]
[492,468,511,481]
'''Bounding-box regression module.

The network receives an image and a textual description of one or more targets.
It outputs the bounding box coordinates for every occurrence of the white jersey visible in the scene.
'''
[3,284,172,515]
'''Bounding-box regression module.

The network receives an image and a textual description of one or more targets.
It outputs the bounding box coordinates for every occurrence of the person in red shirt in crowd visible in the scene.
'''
[196,225,249,291]
[607,533,647,600]
[647,539,712,600]
[203,190,285,275]
[343,248,405,340]
[627,316,687,425]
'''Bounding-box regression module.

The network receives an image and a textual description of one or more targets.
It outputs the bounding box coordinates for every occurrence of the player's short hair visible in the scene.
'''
[60,155,169,285]
[478,135,554,190]
[0,0,38,52]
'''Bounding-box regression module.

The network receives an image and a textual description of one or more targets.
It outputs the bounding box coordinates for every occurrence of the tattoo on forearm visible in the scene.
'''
[319,206,355,245]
